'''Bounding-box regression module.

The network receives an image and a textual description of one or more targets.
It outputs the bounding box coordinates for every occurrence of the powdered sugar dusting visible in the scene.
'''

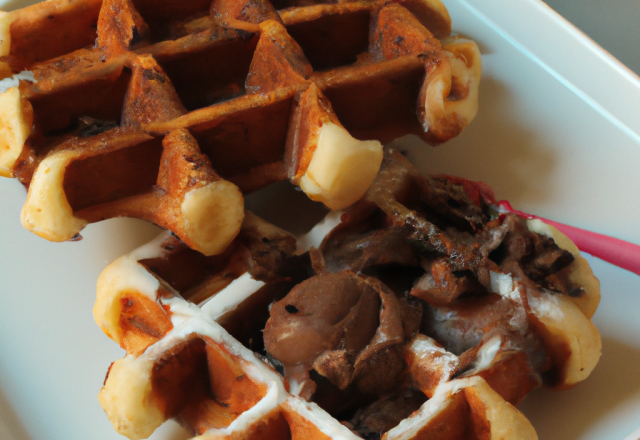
[528,290,564,321]
[490,271,522,303]
[409,335,458,385]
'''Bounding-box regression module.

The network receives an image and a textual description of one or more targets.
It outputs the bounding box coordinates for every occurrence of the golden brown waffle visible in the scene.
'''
[94,152,601,439]
[0,0,480,255]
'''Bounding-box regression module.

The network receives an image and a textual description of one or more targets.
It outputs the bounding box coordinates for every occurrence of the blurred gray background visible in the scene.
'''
[544,0,640,75]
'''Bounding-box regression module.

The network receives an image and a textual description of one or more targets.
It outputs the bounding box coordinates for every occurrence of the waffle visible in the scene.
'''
[0,0,480,255]
[94,151,601,439]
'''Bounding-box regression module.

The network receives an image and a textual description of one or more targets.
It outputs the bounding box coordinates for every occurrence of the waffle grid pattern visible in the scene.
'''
[0,0,480,254]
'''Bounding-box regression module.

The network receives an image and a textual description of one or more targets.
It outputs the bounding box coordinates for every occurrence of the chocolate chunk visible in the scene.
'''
[411,257,487,305]
[238,211,300,282]
[349,387,427,439]
[490,214,575,286]
[322,227,418,273]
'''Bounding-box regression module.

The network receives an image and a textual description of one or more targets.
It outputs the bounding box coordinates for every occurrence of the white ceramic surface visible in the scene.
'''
[1,0,640,439]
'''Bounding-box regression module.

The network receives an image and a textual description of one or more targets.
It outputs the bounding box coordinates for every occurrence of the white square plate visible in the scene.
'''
[1,0,640,439]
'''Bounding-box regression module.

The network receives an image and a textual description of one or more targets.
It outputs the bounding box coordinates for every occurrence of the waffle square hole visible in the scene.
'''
[63,135,163,212]
[285,10,370,71]
[322,60,425,142]
[190,95,294,179]
[7,0,101,72]
[30,69,132,137]
[158,35,258,112]
[151,336,279,437]
[131,0,213,42]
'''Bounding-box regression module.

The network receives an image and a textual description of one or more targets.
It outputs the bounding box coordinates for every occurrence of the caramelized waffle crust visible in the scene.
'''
[0,0,480,254]
[95,151,601,440]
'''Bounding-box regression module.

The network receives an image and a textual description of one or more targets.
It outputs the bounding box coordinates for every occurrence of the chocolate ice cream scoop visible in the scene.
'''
[264,271,421,394]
